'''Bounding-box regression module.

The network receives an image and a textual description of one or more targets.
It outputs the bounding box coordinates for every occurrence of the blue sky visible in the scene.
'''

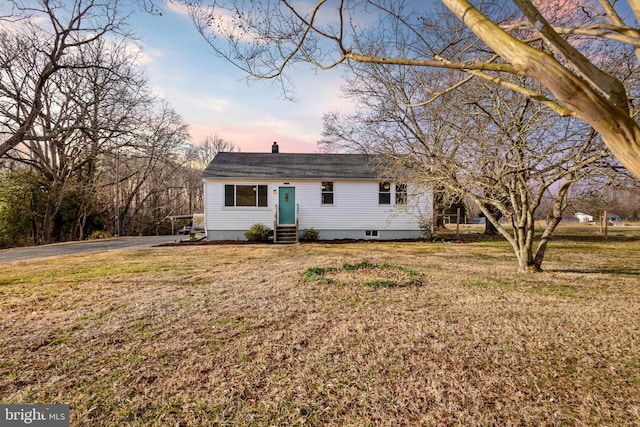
[133,3,350,153]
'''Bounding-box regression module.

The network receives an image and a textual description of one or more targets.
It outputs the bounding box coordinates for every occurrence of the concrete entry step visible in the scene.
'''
[275,226,298,243]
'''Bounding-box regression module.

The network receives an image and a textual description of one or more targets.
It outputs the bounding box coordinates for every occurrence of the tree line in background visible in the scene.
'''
[0,0,234,248]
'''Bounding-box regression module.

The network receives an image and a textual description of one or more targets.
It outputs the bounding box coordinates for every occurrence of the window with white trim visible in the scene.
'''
[379,182,391,205]
[395,183,407,205]
[321,181,334,205]
[224,185,268,207]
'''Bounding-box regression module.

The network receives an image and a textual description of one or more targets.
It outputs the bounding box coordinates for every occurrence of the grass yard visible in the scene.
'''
[1,229,639,425]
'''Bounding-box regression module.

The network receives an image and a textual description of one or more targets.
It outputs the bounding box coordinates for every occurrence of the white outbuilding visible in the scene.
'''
[574,212,594,223]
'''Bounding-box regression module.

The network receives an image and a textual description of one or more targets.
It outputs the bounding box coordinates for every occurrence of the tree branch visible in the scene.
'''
[512,0,629,111]
[345,52,521,73]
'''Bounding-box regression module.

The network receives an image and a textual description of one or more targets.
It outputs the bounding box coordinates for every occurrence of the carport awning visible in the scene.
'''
[168,215,193,234]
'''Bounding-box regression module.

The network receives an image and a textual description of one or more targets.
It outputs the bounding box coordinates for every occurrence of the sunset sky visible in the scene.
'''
[133,3,350,153]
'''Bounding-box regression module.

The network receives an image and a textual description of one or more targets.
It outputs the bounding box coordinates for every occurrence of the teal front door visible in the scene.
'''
[278,187,296,225]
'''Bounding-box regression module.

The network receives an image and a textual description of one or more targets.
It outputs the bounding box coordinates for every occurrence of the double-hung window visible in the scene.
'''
[321,181,334,205]
[225,185,268,207]
[395,183,407,205]
[379,182,391,205]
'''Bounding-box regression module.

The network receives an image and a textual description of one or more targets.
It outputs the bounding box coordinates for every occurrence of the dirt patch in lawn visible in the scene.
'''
[303,261,422,287]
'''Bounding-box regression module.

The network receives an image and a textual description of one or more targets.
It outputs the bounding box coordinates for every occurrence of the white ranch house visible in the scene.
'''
[201,144,433,242]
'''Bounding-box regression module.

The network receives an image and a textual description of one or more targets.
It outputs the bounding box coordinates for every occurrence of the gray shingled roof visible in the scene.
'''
[201,152,385,179]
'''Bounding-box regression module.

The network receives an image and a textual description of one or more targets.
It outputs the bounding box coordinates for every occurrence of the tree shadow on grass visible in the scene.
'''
[545,267,640,275]
[551,234,640,243]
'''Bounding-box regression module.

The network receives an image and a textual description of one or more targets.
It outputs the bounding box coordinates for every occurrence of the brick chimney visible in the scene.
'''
[271,141,279,153]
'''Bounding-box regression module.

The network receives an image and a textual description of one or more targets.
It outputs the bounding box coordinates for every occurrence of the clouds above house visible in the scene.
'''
[132,3,352,153]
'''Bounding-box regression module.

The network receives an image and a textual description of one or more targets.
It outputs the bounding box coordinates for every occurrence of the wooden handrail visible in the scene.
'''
[274,203,278,242]
[295,203,299,243]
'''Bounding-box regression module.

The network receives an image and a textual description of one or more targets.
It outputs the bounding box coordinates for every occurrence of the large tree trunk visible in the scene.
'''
[533,179,572,268]
[42,179,63,244]
[443,0,640,179]
[433,192,447,229]
[516,246,542,273]
[483,204,502,235]
[484,218,498,235]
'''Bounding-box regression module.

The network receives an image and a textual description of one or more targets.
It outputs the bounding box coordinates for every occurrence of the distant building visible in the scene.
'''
[574,212,594,223]
[607,212,623,223]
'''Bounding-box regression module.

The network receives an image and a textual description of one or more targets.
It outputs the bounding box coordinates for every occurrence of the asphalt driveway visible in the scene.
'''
[0,236,179,265]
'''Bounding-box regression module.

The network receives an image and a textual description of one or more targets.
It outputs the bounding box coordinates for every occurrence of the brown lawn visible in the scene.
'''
[1,232,639,425]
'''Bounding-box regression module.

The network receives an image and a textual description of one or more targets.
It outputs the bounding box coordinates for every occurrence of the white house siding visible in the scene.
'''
[203,179,274,240]
[203,178,432,240]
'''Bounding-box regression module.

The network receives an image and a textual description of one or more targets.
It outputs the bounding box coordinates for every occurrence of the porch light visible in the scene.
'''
[273,189,277,195]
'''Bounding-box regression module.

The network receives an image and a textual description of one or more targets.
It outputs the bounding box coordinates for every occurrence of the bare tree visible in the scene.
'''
[176,134,237,215]
[2,28,150,243]
[69,39,152,240]
[188,134,237,166]
[608,185,640,220]
[0,0,137,157]
[115,101,190,236]
[0,1,195,243]
[322,62,617,272]
[180,0,640,178]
